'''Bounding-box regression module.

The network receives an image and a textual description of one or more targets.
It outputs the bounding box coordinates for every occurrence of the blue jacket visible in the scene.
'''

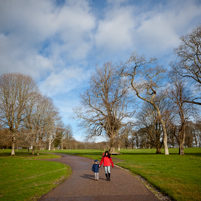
[92,164,99,173]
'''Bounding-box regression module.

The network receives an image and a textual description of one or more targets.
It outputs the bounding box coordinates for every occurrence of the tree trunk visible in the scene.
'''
[194,131,197,147]
[48,140,51,151]
[61,140,63,150]
[156,147,161,154]
[179,143,185,155]
[179,130,185,155]
[37,147,40,156]
[11,136,15,156]
[157,110,169,155]
[155,106,169,155]
[136,136,139,148]
[110,134,116,153]
[162,121,169,155]
[32,146,35,155]
[118,145,120,151]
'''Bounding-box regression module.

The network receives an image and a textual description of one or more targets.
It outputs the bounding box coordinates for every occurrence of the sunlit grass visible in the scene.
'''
[0,149,71,201]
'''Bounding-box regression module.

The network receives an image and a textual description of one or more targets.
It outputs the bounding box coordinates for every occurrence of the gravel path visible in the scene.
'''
[38,154,159,201]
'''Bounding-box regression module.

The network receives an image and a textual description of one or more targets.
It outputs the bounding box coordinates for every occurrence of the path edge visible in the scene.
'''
[37,153,72,201]
[114,164,174,201]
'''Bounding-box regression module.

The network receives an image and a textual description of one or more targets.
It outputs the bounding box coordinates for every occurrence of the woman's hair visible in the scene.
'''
[104,151,110,158]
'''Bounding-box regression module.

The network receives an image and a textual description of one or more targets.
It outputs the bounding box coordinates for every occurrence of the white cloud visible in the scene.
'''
[0,34,53,79]
[95,5,135,52]
[135,14,179,53]
[134,0,201,55]
[94,0,201,58]
[0,0,55,42]
[39,66,90,96]
[0,0,95,78]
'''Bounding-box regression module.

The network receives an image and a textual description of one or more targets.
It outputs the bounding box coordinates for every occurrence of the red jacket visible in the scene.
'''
[100,156,114,167]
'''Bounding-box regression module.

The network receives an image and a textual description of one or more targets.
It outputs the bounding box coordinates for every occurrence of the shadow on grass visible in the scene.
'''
[53,150,201,158]
[0,150,51,157]
[0,152,33,157]
[54,151,103,156]
[116,152,201,157]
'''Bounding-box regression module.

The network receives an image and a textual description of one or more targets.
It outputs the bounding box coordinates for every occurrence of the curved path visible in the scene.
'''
[39,154,159,201]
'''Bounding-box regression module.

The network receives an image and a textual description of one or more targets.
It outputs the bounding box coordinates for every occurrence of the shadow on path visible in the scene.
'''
[80,174,105,181]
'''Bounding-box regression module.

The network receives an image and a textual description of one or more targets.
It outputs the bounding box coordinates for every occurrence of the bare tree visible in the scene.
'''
[23,91,41,152]
[29,96,58,155]
[62,125,73,150]
[172,25,201,105]
[184,121,196,148]
[129,129,137,149]
[74,62,135,153]
[135,127,149,149]
[0,73,39,155]
[47,128,56,151]
[195,120,201,147]
[168,74,196,155]
[0,128,12,148]
[54,121,69,150]
[121,53,169,155]
[46,117,63,151]
[137,103,161,153]
[138,95,173,153]
[119,124,133,149]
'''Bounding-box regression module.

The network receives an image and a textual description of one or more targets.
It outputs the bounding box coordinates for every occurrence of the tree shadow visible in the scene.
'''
[118,152,201,157]
[55,149,201,158]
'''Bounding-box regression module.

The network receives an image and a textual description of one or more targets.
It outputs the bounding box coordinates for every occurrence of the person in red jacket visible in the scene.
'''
[99,151,114,181]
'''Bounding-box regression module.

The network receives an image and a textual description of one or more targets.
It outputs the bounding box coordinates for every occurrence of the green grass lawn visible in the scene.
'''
[0,149,71,201]
[53,148,201,201]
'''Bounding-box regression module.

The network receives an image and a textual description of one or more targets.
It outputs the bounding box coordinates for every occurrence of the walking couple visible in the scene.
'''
[92,151,114,181]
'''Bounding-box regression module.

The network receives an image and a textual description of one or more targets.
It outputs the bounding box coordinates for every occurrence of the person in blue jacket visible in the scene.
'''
[92,159,100,181]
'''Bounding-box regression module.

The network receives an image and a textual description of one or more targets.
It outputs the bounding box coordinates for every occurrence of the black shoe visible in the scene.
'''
[108,173,110,181]
[105,174,108,181]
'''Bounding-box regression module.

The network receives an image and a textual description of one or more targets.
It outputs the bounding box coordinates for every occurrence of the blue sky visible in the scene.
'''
[0,0,201,141]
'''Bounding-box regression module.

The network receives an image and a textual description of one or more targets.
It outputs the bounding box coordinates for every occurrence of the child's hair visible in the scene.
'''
[104,151,111,158]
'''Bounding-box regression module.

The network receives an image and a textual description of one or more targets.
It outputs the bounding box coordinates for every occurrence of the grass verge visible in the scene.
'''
[53,148,201,201]
[0,149,71,201]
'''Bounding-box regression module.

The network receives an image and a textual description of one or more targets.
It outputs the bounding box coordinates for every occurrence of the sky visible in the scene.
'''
[0,0,201,142]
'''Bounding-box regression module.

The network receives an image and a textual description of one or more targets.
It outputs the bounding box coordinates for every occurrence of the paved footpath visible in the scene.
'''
[39,154,159,201]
